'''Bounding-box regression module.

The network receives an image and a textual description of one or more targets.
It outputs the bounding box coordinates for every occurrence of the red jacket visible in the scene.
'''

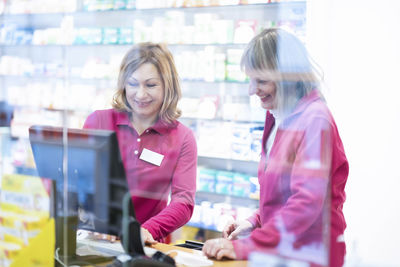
[233,90,348,267]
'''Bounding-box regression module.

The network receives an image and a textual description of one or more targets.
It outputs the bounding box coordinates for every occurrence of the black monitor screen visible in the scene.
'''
[29,125,129,236]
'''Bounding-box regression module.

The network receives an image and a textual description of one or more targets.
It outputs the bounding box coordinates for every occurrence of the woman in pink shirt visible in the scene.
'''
[203,29,348,267]
[83,43,197,244]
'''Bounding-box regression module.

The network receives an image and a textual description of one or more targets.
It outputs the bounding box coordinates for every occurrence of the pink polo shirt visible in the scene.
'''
[83,109,197,241]
[233,90,348,267]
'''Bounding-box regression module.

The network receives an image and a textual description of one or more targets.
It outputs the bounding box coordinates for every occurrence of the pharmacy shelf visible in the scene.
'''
[196,191,259,206]
[186,221,219,232]
[0,43,249,47]
[197,156,259,176]
[181,116,264,124]
[0,74,248,84]
[1,1,306,235]
[0,2,306,17]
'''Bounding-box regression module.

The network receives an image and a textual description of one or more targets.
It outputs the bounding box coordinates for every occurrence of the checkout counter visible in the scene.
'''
[76,236,247,267]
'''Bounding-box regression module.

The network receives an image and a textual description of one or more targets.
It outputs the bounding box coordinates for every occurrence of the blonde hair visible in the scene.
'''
[112,42,181,124]
[241,28,323,114]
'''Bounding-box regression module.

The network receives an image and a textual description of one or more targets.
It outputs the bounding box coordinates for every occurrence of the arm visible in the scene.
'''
[141,129,197,240]
[233,117,333,259]
[247,209,261,228]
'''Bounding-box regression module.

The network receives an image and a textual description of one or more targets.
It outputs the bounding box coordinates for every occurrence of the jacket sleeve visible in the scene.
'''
[233,116,333,259]
[141,129,197,240]
[247,209,261,228]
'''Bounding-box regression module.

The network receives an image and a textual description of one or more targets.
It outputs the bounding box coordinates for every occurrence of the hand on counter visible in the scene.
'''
[202,238,236,260]
[223,219,254,240]
[141,227,157,245]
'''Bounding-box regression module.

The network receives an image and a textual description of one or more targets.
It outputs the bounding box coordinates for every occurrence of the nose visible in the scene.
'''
[135,84,147,98]
[248,79,257,96]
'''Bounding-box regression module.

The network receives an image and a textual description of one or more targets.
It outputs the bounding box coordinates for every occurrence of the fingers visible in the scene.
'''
[227,220,253,240]
[222,221,236,239]
[202,239,214,257]
[141,227,157,245]
[143,234,157,245]
[216,248,236,260]
[222,224,233,238]
[202,238,236,260]
[227,228,240,240]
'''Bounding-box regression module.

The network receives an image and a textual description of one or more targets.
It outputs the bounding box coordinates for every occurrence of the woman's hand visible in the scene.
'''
[141,227,157,245]
[202,238,236,260]
[223,219,254,240]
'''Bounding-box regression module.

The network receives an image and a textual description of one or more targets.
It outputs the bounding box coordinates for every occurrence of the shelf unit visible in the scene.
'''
[0,0,307,232]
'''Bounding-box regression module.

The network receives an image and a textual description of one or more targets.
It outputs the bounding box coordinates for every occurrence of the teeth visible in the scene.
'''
[136,100,151,104]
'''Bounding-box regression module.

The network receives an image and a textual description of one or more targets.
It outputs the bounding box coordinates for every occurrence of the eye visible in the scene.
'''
[127,81,139,87]
[258,80,269,85]
[147,83,157,88]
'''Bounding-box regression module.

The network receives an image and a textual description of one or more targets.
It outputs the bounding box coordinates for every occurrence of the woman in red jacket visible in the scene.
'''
[203,28,348,267]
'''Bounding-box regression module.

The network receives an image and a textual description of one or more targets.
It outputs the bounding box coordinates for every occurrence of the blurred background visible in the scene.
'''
[1,0,399,266]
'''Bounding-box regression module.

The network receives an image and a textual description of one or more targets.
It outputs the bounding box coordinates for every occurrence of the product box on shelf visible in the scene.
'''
[196,95,219,119]
[232,173,252,197]
[249,176,260,200]
[215,171,233,195]
[197,168,217,193]
[234,19,257,44]
[74,27,102,45]
[0,24,33,45]
[226,49,247,82]
[118,27,133,44]
[83,0,113,11]
[197,121,232,159]
[102,27,119,44]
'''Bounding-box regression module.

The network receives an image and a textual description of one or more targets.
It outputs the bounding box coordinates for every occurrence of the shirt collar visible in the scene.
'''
[148,119,178,135]
[114,111,177,135]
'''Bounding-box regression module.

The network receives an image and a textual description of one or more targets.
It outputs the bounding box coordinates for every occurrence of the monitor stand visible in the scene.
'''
[121,192,145,256]
[54,215,113,266]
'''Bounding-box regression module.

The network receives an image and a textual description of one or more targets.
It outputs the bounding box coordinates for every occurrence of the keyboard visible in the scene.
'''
[77,238,159,258]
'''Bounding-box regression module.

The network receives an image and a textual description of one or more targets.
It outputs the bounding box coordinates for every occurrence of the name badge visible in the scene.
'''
[139,148,164,166]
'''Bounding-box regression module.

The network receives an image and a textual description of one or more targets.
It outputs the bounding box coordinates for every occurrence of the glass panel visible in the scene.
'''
[1,1,344,267]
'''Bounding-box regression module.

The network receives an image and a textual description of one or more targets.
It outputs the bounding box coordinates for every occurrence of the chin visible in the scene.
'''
[261,104,272,110]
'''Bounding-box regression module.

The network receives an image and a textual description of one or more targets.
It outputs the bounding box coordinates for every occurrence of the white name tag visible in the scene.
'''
[139,148,164,166]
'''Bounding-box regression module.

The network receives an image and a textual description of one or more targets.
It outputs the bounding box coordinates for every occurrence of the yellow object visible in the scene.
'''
[0,174,55,266]
[10,218,55,267]
[0,240,21,266]
[0,210,45,246]
[0,174,52,219]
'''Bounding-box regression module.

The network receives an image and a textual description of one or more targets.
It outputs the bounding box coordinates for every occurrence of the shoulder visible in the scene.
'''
[294,93,333,124]
[174,121,196,138]
[174,121,192,133]
[283,95,336,135]
[167,121,197,146]
[84,109,125,129]
[90,108,123,117]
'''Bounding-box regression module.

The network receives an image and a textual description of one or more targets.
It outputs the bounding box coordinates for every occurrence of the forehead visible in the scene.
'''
[129,63,160,80]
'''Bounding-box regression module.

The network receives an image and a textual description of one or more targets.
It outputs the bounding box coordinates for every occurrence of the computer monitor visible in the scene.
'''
[29,125,129,234]
[29,125,138,262]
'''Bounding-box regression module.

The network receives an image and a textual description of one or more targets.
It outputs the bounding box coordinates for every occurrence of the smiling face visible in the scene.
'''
[246,69,278,110]
[125,63,164,123]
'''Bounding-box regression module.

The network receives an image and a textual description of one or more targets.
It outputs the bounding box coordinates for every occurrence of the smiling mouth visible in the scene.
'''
[134,100,152,107]
[260,95,272,102]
